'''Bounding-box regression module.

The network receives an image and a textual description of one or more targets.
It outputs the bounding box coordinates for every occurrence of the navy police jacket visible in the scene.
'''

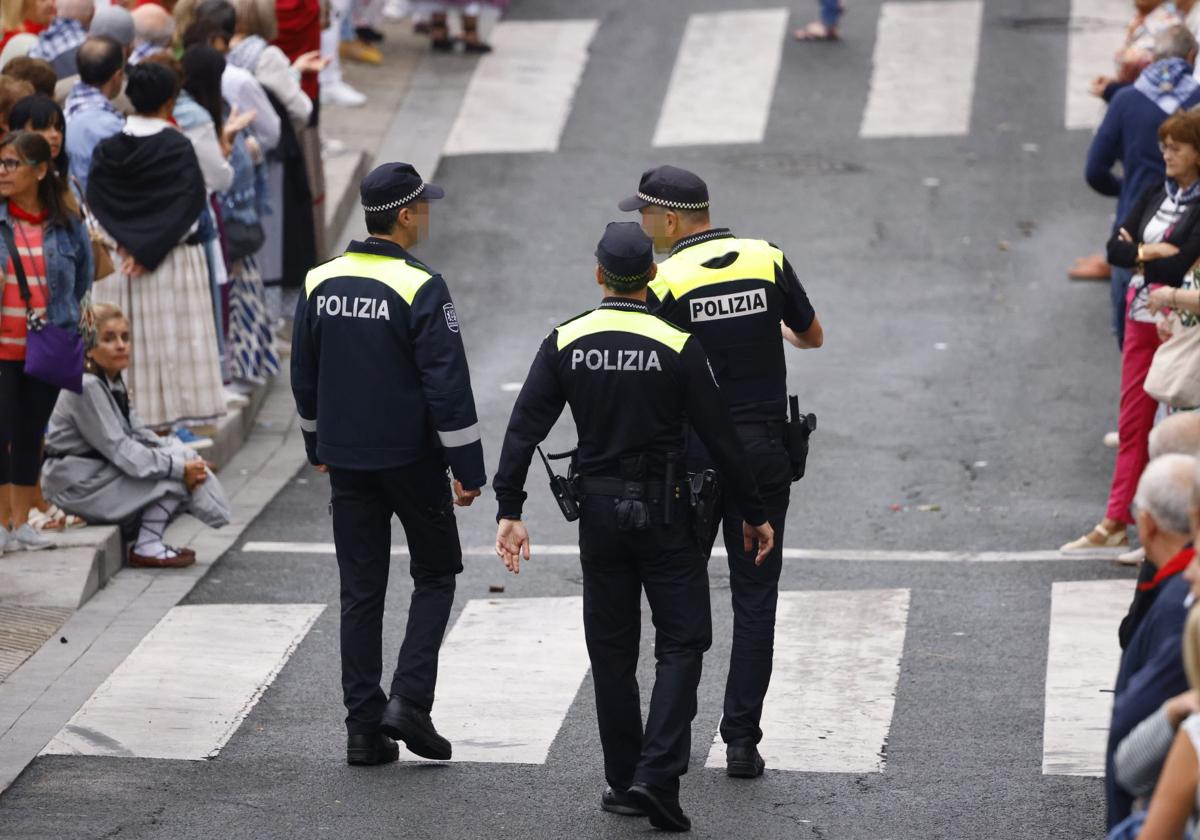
[290,237,487,487]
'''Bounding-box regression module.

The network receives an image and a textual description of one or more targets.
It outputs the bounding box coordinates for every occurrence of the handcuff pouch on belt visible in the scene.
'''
[785,395,817,482]
[614,454,650,531]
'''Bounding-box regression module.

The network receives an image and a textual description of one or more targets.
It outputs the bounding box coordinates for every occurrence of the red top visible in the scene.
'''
[0,20,48,52]
[272,0,321,102]
[0,207,48,362]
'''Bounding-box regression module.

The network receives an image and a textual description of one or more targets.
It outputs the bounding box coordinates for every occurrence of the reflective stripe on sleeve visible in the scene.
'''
[437,423,481,448]
[298,416,317,433]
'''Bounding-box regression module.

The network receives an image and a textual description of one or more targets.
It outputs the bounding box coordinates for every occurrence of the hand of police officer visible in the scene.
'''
[496,519,530,574]
[742,521,775,567]
[453,479,481,507]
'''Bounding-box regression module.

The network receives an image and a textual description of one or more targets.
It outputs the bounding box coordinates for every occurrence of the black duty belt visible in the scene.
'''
[575,476,685,499]
[733,420,785,440]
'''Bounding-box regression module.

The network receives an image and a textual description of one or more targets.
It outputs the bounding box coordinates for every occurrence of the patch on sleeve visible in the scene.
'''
[443,302,459,333]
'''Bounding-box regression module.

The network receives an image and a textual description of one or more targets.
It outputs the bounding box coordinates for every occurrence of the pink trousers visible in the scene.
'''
[1106,317,1161,524]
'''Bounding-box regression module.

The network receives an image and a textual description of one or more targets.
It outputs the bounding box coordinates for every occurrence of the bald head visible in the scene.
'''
[132,4,174,48]
[1150,413,1200,459]
[1136,453,1196,538]
[57,0,95,25]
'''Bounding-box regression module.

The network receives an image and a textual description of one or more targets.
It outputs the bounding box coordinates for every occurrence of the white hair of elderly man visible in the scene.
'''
[1134,454,1197,561]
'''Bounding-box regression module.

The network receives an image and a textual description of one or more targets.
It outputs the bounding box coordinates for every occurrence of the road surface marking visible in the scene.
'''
[706,588,910,773]
[860,1,983,138]
[241,542,1121,563]
[652,8,789,147]
[1065,0,1129,130]
[1042,579,1132,776]
[41,604,324,760]
[401,596,588,764]
[443,20,599,155]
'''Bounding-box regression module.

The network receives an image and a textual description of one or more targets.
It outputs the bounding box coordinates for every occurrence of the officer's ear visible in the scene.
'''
[595,265,605,287]
[395,206,411,232]
[663,210,679,237]
[647,263,657,280]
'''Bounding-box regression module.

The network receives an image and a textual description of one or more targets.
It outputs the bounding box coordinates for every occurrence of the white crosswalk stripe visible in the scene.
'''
[41,604,324,760]
[706,588,910,773]
[652,8,789,148]
[1064,0,1130,131]
[859,0,984,138]
[31,582,1139,775]
[443,20,599,156]
[1042,579,1131,776]
[400,596,589,764]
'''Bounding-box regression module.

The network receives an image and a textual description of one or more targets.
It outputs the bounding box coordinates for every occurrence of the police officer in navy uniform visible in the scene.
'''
[619,166,824,779]
[291,162,487,767]
[493,223,774,832]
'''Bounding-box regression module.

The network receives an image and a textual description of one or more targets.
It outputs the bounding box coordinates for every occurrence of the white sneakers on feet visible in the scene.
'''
[1116,546,1146,566]
[4,523,55,552]
[322,80,367,108]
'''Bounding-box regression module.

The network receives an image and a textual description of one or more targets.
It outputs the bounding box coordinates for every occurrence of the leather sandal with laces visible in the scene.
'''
[1060,523,1128,552]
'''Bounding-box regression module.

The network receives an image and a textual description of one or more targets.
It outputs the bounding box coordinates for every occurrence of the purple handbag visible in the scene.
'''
[2,221,84,394]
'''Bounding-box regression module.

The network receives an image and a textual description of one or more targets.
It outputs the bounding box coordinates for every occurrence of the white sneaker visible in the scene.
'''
[11,522,54,552]
[321,80,367,108]
[224,388,250,408]
[0,528,10,555]
[1116,546,1145,566]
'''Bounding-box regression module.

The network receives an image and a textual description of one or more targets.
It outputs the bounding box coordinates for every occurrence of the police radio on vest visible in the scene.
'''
[316,294,391,321]
[570,348,663,371]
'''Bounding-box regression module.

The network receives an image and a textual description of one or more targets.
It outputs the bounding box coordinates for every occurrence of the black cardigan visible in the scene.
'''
[1107,181,1200,287]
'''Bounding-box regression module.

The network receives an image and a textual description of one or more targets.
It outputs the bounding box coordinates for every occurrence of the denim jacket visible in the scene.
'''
[0,203,93,329]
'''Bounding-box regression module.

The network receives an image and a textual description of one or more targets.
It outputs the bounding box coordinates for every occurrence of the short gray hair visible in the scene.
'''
[1155,24,1198,61]
[1150,412,1200,459]
[1136,453,1197,536]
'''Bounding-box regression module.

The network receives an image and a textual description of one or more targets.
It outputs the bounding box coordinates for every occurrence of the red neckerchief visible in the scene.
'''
[7,201,47,225]
[1139,546,1196,591]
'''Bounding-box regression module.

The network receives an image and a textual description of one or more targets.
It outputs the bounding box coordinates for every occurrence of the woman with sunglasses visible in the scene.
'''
[0,130,92,555]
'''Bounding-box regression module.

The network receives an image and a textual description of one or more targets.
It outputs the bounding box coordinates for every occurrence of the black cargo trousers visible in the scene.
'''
[577,490,712,799]
[693,422,792,746]
[328,453,463,736]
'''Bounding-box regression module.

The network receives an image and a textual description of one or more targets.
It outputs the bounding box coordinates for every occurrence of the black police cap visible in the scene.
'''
[595,222,653,278]
[360,162,444,212]
[618,165,709,212]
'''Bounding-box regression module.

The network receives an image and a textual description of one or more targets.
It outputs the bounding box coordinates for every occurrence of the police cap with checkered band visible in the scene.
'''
[618,165,710,212]
[360,162,444,213]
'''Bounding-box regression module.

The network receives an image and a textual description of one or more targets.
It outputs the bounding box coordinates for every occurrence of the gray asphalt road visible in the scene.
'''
[0,0,1139,837]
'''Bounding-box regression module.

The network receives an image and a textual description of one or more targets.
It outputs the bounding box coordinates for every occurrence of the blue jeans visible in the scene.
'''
[820,0,843,28]
[1111,265,1132,350]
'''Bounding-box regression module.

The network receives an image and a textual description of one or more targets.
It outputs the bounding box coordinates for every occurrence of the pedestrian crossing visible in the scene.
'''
[438,1,1133,158]
[34,581,1134,776]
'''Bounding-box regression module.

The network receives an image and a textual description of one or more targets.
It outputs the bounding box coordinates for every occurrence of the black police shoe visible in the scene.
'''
[726,739,766,778]
[379,696,452,760]
[346,731,399,766]
[626,783,691,832]
[601,786,646,816]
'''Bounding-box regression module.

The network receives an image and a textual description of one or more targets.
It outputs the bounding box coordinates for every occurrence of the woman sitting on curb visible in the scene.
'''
[41,303,231,568]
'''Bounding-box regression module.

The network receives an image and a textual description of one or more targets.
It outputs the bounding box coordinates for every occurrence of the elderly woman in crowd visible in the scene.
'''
[86,61,226,431]
[0,131,92,554]
[1064,109,1200,551]
[43,304,230,568]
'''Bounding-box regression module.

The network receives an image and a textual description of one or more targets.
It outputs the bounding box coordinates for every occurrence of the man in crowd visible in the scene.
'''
[1105,453,1197,829]
[129,2,173,65]
[65,35,125,192]
[29,0,93,79]
[1086,25,1200,349]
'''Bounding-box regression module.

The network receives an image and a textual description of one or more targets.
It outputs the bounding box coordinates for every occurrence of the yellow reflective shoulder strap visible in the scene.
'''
[554,309,690,354]
[304,252,432,304]
[656,237,782,299]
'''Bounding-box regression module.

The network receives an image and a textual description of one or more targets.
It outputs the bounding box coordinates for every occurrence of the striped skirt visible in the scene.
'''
[92,243,227,430]
[228,258,280,384]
